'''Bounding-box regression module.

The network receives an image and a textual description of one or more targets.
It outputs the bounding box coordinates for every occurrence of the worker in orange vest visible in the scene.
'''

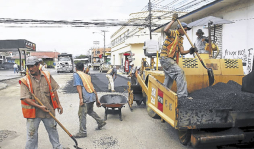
[73,62,106,138]
[160,13,197,98]
[19,56,64,149]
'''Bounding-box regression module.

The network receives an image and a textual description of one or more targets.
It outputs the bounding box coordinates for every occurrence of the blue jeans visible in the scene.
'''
[25,118,62,149]
[14,68,18,73]
[160,57,188,98]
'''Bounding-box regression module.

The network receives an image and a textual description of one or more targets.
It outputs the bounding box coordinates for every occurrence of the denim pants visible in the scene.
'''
[160,57,188,98]
[78,102,104,134]
[26,118,62,149]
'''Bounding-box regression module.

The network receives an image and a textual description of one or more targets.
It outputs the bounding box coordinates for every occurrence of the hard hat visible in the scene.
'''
[177,22,191,30]
[26,56,39,66]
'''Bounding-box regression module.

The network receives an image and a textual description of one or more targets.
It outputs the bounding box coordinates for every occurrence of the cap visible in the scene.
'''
[177,22,191,30]
[26,56,39,66]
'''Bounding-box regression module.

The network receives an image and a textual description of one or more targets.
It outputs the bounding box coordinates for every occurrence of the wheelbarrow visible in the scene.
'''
[100,94,127,121]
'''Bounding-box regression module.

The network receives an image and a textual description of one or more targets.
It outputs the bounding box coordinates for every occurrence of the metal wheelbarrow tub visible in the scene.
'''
[100,94,127,121]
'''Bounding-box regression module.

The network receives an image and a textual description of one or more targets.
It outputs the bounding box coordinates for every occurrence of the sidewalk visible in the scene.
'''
[0,70,23,90]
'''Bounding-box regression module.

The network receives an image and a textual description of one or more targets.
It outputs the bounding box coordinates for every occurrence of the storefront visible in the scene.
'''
[0,39,36,71]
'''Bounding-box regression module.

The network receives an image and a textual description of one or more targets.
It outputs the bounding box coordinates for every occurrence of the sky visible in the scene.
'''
[0,0,150,56]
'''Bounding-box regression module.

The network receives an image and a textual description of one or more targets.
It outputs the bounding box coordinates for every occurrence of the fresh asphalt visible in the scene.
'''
[1,68,252,149]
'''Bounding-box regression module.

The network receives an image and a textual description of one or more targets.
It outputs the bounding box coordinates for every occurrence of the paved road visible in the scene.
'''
[0,69,253,149]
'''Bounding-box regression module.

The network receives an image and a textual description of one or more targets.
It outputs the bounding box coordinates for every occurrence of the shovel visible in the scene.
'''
[176,19,214,86]
[24,86,82,149]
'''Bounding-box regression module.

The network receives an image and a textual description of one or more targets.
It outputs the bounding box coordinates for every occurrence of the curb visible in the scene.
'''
[0,76,22,82]
[0,82,8,90]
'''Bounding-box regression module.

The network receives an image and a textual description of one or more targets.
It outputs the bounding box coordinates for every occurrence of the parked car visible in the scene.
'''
[1,62,15,70]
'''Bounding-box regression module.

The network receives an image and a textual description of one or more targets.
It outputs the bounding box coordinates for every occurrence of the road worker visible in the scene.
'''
[73,62,106,138]
[106,65,117,92]
[160,13,197,98]
[19,56,64,149]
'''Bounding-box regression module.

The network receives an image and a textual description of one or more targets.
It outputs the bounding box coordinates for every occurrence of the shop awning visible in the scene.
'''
[0,39,36,52]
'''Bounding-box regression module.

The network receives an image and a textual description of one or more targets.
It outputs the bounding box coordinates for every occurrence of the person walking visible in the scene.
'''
[73,62,106,138]
[159,13,197,98]
[106,65,117,92]
[127,63,137,85]
[194,29,209,54]
[19,56,64,149]
[84,65,91,74]
[13,63,18,73]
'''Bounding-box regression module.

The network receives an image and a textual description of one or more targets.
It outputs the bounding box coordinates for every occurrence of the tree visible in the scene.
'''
[75,54,88,59]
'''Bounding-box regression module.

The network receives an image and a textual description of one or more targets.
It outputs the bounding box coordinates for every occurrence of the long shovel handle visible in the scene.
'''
[25,88,80,149]
[176,19,208,69]
[176,19,214,86]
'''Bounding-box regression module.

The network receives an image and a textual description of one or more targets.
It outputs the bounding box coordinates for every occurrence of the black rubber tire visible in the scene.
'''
[136,100,142,106]
[177,129,191,146]
[146,96,159,118]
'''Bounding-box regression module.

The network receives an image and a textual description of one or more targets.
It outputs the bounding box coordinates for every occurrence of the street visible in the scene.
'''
[0,69,253,149]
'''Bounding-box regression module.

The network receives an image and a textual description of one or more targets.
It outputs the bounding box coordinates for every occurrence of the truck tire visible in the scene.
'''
[146,96,159,118]
[177,129,191,146]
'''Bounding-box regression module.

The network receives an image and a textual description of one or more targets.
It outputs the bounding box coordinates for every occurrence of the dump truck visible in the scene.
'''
[56,53,74,73]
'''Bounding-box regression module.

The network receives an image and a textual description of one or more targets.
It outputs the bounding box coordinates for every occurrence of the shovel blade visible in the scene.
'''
[208,68,214,86]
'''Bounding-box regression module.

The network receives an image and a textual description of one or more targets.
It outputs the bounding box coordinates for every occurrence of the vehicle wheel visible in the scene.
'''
[57,71,59,73]
[177,129,191,146]
[70,70,73,73]
[146,96,159,118]
[136,100,142,106]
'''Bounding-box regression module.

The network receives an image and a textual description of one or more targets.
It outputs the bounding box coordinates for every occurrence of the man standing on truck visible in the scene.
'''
[106,65,117,92]
[19,56,64,149]
[194,29,209,54]
[160,13,197,98]
[73,62,106,138]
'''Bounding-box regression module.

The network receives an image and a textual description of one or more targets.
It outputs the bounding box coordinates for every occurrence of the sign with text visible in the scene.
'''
[223,48,254,75]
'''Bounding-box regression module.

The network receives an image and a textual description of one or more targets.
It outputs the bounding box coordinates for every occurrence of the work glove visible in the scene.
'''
[202,37,209,42]
[172,13,178,21]
[189,47,198,54]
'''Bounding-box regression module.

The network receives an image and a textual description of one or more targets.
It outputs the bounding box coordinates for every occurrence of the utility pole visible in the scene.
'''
[93,30,107,63]
[148,0,152,39]
[102,30,106,63]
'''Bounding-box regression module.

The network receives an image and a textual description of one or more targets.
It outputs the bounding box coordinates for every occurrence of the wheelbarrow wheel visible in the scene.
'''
[177,129,191,146]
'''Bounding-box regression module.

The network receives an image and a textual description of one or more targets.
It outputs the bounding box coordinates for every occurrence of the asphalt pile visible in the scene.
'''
[178,80,254,111]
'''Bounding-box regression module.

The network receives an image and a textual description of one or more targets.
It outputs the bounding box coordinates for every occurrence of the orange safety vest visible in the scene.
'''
[19,71,58,118]
[76,71,95,93]
[161,30,181,64]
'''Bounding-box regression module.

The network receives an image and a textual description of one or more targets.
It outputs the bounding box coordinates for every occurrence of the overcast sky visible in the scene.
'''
[0,0,150,56]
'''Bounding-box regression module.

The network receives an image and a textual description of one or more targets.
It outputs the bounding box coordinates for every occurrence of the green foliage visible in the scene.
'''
[75,54,88,59]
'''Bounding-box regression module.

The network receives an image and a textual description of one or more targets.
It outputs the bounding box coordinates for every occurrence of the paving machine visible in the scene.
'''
[127,18,254,146]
